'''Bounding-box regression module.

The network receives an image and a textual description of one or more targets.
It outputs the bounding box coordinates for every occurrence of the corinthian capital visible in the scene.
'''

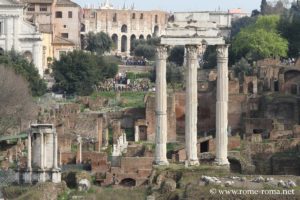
[216,45,229,59]
[156,45,168,60]
[185,45,199,60]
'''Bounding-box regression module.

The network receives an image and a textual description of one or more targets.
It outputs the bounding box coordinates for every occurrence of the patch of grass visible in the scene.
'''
[120,91,146,108]
[94,187,147,200]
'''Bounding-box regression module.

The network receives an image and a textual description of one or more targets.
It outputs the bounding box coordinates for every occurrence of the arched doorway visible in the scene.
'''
[291,84,298,95]
[130,34,136,52]
[23,51,33,63]
[153,25,159,37]
[139,35,144,40]
[119,178,136,187]
[0,47,4,55]
[229,159,242,173]
[121,35,127,52]
[111,34,118,50]
[146,34,151,40]
[121,24,128,33]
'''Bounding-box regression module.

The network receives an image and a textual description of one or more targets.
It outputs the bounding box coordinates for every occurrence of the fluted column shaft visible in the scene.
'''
[27,133,32,170]
[185,45,199,166]
[154,45,169,165]
[215,45,230,165]
[53,133,58,169]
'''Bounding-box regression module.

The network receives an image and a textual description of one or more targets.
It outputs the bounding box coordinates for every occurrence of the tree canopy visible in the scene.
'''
[278,4,300,57]
[83,32,112,54]
[232,15,288,62]
[0,51,47,96]
[168,46,184,66]
[131,37,160,60]
[52,50,118,96]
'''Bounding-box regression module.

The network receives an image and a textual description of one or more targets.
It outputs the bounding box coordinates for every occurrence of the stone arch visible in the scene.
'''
[153,25,159,37]
[111,34,118,50]
[23,51,33,63]
[121,24,128,33]
[139,35,144,40]
[146,34,151,40]
[119,178,136,187]
[130,34,136,51]
[121,35,128,52]
[229,158,242,173]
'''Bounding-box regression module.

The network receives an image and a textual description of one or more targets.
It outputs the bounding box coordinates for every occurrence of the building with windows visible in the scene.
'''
[0,0,43,76]
[81,0,168,55]
[22,0,81,69]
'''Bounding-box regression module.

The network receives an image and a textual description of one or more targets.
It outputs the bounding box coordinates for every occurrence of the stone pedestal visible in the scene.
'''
[215,45,229,165]
[154,46,169,166]
[185,45,199,166]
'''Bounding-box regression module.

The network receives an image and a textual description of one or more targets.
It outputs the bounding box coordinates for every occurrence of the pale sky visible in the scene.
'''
[73,0,262,13]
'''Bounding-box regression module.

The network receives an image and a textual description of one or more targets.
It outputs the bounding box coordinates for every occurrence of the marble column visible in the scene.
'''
[134,125,139,142]
[13,16,20,51]
[53,133,58,169]
[154,45,169,166]
[215,44,230,165]
[27,133,32,170]
[33,41,43,77]
[185,45,199,166]
[40,133,44,169]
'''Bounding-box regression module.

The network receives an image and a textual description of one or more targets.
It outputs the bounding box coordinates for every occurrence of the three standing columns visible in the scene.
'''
[185,45,200,166]
[154,45,169,165]
[215,44,230,165]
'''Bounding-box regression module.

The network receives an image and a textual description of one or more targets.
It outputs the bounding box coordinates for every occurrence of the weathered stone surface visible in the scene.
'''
[161,178,177,193]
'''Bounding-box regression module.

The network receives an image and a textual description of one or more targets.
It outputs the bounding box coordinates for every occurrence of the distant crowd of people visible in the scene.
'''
[281,58,297,66]
[122,57,147,66]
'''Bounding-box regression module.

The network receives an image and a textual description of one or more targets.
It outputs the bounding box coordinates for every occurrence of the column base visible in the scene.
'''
[185,159,200,167]
[154,160,169,166]
[214,158,230,166]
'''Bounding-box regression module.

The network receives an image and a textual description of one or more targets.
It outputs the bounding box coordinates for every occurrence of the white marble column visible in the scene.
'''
[134,125,139,142]
[5,18,13,50]
[215,44,230,165]
[40,133,44,169]
[154,45,169,166]
[53,133,58,169]
[185,45,199,166]
[13,16,20,51]
[33,41,43,77]
[27,133,32,170]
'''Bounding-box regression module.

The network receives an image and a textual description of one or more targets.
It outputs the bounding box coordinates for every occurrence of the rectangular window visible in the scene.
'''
[68,11,72,18]
[40,4,47,12]
[140,13,144,19]
[132,13,136,19]
[56,11,62,18]
[61,33,68,38]
[113,13,117,22]
[28,4,35,12]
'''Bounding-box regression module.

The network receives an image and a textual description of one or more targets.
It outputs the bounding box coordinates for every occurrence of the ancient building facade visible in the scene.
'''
[0,0,43,76]
[81,1,168,55]
[22,0,81,71]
